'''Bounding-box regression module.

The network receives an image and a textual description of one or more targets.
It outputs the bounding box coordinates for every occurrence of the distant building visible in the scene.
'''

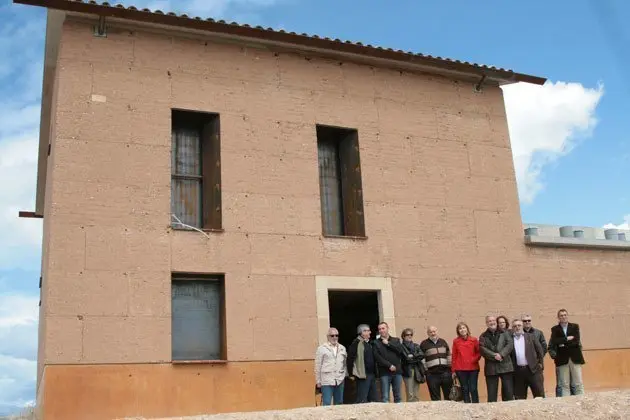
[17,0,629,419]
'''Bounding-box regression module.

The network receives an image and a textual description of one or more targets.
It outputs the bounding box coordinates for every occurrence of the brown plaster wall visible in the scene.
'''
[39,350,630,420]
[38,17,630,415]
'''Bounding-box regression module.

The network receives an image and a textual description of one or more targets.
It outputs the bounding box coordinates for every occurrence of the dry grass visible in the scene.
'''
[0,406,36,420]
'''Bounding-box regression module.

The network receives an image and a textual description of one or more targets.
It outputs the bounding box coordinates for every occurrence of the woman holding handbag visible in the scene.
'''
[451,322,481,403]
[400,328,426,402]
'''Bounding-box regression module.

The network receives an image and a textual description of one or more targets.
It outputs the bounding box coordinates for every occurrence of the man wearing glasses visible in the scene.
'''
[521,314,547,396]
[509,319,545,399]
[315,327,348,405]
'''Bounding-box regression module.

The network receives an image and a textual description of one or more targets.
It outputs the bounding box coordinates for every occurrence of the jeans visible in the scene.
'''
[321,383,344,406]
[486,373,514,402]
[380,373,403,403]
[455,370,480,403]
[426,371,453,401]
[557,360,584,396]
[555,385,576,396]
[355,374,377,403]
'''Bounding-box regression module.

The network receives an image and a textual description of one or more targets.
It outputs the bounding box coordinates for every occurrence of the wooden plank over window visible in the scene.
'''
[338,130,365,237]
[201,118,222,230]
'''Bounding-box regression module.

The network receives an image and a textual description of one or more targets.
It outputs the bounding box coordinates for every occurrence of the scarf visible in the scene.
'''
[352,339,367,379]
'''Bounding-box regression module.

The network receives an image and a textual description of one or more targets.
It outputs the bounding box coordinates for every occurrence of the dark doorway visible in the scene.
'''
[328,290,380,404]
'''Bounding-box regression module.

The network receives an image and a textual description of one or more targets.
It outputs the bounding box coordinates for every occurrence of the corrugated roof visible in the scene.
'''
[15,0,546,84]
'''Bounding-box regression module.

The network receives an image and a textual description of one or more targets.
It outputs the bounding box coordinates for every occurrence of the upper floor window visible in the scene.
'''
[171,109,222,230]
[316,124,366,238]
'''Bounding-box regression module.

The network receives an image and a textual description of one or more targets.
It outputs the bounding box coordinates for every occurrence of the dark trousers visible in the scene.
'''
[455,370,479,403]
[486,373,514,402]
[355,373,377,403]
[514,366,544,399]
[426,371,453,401]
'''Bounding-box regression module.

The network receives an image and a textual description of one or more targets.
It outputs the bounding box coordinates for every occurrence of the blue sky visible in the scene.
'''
[0,0,628,414]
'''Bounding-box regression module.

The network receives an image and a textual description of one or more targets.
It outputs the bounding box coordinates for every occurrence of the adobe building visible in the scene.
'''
[16,0,630,419]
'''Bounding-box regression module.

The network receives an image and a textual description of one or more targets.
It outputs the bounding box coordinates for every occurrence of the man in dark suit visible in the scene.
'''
[548,308,585,396]
[507,319,545,399]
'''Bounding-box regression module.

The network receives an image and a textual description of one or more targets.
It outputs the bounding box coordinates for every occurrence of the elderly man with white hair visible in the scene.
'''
[347,324,378,403]
[315,327,348,405]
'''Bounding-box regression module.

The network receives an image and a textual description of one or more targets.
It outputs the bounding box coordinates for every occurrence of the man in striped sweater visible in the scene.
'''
[419,326,453,401]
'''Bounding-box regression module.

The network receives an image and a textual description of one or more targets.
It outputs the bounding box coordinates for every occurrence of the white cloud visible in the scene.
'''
[603,214,630,230]
[139,0,284,18]
[0,133,42,270]
[502,80,604,204]
[0,294,39,330]
[0,294,38,416]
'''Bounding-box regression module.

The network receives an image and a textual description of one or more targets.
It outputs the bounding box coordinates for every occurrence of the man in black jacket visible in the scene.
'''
[548,309,585,396]
[373,322,404,403]
[347,324,378,403]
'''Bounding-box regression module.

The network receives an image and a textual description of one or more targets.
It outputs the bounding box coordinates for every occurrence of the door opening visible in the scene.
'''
[327,290,380,403]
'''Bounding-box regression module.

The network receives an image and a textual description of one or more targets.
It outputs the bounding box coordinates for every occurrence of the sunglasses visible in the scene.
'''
[523,320,532,322]
[329,334,338,337]
[404,334,413,337]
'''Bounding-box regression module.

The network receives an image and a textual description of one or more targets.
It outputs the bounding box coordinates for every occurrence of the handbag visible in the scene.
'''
[449,375,464,402]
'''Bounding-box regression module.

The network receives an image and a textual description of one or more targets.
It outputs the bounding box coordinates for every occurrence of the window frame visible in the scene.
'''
[316,124,367,239]
[170,273,227,363]
[171,109,223,232]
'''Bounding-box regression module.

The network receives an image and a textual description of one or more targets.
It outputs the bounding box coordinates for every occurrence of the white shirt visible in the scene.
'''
[514,334,528,367]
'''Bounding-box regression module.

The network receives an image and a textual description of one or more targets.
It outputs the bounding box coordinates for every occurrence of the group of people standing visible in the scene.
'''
[314,309,585,405]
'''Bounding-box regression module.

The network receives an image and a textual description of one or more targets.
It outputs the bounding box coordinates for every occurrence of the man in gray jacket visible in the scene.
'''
[521,314,547,397]
[479,315,514,401]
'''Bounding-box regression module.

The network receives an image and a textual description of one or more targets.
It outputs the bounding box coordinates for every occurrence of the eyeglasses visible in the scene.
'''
[404,334,413,337]
[522,320,532,322]
[329,334,338,337]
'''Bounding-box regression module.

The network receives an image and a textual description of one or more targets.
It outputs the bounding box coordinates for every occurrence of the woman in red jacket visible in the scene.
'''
[452,321,481,403]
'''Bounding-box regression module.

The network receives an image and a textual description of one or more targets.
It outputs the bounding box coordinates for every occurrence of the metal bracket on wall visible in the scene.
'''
[93,15,107,37]
[473,74,487,93]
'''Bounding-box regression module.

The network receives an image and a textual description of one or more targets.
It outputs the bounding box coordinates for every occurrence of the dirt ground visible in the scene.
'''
[127,390,629,420]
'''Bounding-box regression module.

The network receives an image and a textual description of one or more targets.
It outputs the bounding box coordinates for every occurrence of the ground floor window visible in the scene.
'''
[171,273,225,361]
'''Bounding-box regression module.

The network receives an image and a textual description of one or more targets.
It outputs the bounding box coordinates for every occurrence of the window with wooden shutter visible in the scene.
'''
[171,110,222,231]
[316,124,366,238]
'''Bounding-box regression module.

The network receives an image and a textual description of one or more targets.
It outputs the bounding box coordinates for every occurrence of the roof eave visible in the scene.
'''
[14,0,546,86]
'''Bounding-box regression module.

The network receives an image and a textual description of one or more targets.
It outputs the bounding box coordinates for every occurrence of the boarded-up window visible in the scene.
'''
[171,110,222,230]
[171,274,225,361]
[316,125,365,237]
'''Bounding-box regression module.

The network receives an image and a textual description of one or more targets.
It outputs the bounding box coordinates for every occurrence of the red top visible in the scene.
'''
[451,335,481,372]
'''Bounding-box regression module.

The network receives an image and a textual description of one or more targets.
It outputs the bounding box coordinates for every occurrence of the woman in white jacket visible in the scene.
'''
[315,327,348,405]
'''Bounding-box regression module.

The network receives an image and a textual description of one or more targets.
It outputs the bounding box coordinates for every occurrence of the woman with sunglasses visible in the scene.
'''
[400,328,426,402]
